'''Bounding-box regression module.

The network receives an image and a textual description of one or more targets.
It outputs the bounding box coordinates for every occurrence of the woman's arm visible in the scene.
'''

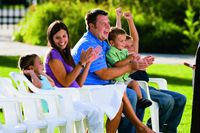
[48,48,96,87]
[48,58,84,87]
[77,46,102,86]
[124,12,139,53]
[77,62,91,87]
[116,7,123,28]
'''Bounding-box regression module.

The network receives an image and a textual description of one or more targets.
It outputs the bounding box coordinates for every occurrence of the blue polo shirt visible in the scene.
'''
[72,31,110,85]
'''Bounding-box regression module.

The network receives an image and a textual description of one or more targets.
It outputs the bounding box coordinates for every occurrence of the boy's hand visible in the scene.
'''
[123,12,133,21]
[116,7,123,18]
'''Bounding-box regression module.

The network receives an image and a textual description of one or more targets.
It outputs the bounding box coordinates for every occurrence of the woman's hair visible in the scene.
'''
[47,20,75,67]
[126,35,132,40]
[108,27,126,42]
[18,54,38,82]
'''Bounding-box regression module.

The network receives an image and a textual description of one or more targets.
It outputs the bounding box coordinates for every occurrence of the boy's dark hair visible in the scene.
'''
[108,27,126,42]
[85,9,108,30]
[18,54,38,70]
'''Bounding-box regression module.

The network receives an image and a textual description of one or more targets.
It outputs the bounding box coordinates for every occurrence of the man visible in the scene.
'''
[72,9,151,133]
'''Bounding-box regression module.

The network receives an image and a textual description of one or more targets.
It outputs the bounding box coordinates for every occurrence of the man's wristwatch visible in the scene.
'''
[78,61,85,68]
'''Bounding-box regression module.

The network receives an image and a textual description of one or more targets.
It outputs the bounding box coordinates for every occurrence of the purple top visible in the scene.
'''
[45,48,80,88]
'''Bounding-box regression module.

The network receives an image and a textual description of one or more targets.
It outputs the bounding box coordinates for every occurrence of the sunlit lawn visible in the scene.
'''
[144,64,193,133]
[0,56,193,132]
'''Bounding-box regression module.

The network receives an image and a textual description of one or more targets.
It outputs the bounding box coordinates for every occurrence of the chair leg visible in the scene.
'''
[75,120,85,133]
[150,101,159,133]
[59,125,67,133]
[66,122,75,133]
[40,128,47,133]
[47,124,55,133]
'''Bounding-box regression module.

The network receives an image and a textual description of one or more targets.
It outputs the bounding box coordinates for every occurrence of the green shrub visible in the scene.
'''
[13,2,65,45]
[13,1,198,54]
[183,7,200,54]
[137,17,187,54]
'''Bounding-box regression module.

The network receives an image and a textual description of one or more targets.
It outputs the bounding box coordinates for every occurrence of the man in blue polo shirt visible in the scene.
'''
[72,9,151,133]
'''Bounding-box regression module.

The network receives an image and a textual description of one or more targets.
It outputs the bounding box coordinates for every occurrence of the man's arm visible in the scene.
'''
[95,60,148,80]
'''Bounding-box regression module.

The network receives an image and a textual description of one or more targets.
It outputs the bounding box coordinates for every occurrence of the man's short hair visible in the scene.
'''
[85,9,108,30]
[108,27,126,42]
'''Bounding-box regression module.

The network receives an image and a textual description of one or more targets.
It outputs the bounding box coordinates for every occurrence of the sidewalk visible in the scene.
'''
[0,29,195,64]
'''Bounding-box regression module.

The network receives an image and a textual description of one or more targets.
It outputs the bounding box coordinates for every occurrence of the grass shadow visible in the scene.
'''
[149,74,192,86]
[0,56,19,68]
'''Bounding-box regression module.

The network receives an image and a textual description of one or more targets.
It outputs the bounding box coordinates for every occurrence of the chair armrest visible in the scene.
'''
[149,78,168,90]
[137,81,152,101]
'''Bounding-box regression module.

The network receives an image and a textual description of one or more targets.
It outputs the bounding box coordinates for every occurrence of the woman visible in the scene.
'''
[44,20,154,133]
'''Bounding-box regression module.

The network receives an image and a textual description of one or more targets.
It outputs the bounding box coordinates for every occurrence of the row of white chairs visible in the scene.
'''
[0,72,168,133]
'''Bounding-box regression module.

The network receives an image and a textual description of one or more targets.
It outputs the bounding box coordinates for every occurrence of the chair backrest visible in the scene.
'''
[149,78,168,90]
[0,78,24,125]
[8,73,46,121]
[9,72,72,118]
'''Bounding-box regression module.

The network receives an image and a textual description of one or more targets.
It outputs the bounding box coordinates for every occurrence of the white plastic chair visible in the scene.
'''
[137,78,168,133]
[9,72,87,133]
[0,77,48,133]
[0,94,26,133]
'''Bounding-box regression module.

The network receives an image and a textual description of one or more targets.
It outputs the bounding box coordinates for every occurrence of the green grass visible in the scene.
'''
[0,56,193,132]
[144,64,193,133]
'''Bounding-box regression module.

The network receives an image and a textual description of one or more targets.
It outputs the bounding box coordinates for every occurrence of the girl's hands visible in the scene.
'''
[23,69,35,76]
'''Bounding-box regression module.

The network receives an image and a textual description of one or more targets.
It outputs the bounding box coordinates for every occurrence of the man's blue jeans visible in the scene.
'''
[118,87,147,133]
[149,86,186,133]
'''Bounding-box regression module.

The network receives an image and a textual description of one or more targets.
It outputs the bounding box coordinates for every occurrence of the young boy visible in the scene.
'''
[106,27,152,108]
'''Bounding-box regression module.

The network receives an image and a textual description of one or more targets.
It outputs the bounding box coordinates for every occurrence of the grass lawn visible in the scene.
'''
[0,56,193,132]
[145,64,193,133]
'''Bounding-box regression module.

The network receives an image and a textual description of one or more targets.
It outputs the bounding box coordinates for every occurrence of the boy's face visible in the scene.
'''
[112,34,126,50]
[33,56,44,74]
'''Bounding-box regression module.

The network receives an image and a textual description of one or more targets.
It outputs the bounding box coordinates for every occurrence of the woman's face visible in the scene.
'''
[53,29,68,50]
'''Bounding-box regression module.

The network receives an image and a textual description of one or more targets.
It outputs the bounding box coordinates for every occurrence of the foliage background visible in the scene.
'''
[13,0,200,54]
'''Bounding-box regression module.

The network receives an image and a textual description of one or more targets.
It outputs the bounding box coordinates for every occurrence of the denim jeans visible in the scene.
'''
[118,87,147,133]
[149,86,186,133]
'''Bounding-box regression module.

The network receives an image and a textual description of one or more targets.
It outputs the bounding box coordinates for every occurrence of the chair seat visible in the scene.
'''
[24,120,47,129]
[46,117,67,126]
[65,111,85,122]
[3,123,26,133]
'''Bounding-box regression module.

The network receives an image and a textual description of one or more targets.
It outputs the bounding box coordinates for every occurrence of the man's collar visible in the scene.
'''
[87,31,103,43]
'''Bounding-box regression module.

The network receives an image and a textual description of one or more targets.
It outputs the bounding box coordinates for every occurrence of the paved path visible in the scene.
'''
[0,28,195,64]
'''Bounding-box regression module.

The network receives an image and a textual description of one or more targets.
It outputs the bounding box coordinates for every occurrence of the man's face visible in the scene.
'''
[90,15,110,41]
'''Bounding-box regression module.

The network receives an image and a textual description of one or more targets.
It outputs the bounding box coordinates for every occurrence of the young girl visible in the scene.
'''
[18,54,104,133]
